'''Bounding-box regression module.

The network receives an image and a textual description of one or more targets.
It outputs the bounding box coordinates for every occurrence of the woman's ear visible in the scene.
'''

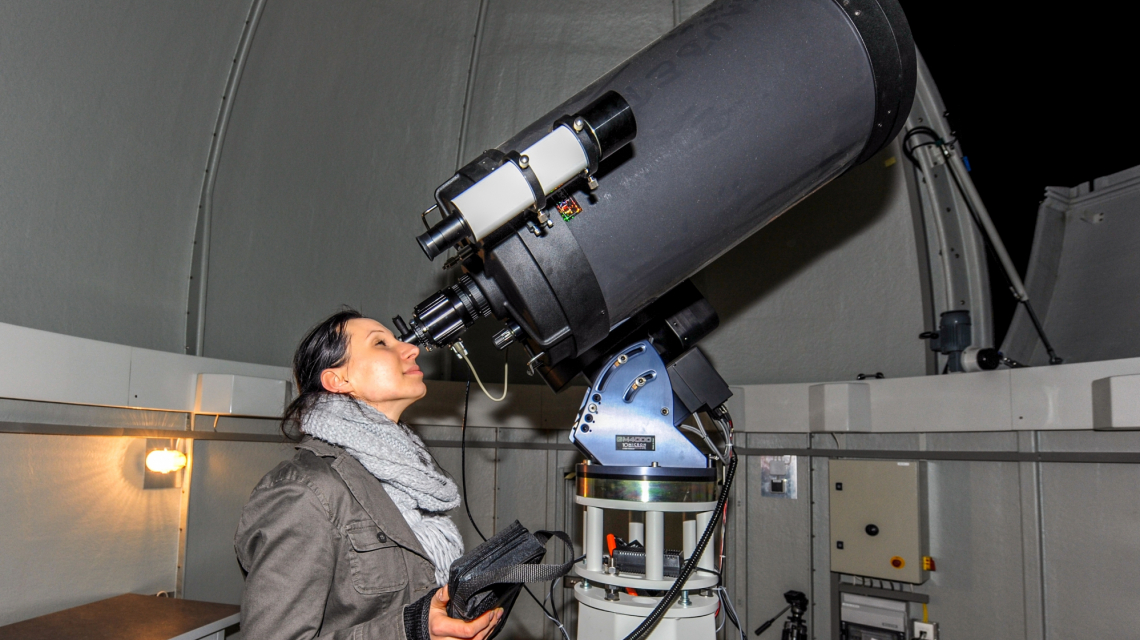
[320,368,352,394]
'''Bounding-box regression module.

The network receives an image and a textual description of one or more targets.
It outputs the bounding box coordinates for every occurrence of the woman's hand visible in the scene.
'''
[428,586,504,640]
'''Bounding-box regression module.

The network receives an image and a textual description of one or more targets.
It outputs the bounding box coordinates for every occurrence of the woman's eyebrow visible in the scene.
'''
[366,329,391,339]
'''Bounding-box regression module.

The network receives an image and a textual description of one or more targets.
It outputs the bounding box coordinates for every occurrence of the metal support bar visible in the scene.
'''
[645,511,665,581]
[943,150,1027,301]
[943,147,1063,364]
[629,517,645,545]
[695,511,715,572]
[185,0,268,355]
[586,506,604,573]
[683,519,696,560]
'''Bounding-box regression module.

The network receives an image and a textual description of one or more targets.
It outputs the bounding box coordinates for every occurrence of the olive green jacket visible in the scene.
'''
[235,438,439,640]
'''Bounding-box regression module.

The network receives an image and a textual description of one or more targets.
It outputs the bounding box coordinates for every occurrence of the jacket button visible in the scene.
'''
[377,531,387,543]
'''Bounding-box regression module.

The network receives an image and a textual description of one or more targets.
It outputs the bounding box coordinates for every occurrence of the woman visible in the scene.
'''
[235,309,502,640]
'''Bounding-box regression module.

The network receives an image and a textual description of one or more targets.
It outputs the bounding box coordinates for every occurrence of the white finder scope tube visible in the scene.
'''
[451,126,587,240]
[416,90,635,261]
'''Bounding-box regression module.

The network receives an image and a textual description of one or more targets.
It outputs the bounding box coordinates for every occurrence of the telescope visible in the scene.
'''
[394,0,916,637]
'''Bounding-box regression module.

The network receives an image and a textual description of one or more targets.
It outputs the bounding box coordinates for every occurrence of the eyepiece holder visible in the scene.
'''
[396,274,490,350]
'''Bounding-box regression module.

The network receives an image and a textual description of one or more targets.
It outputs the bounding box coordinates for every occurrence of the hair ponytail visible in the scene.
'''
[282,308,363,440]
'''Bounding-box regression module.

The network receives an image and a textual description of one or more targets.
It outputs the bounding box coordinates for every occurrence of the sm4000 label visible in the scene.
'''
[615,435,655,451]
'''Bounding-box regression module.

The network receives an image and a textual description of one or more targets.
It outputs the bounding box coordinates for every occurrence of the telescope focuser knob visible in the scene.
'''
[492,321,523,350]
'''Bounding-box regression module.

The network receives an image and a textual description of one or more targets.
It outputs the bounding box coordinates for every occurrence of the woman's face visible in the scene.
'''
[321,317,426,421]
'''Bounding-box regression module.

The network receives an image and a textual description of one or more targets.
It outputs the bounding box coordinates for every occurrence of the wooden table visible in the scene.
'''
[0,594,240,640]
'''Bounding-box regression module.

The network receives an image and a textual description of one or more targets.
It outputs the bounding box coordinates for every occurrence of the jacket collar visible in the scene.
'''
[296,437,428,558]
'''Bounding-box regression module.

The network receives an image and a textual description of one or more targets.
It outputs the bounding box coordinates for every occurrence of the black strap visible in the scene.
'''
[517,220,611,356]
[451,530,576,604]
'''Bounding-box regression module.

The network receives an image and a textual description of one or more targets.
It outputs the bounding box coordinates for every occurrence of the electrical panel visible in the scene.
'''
[839,593,907,639]
[829,459,928,584]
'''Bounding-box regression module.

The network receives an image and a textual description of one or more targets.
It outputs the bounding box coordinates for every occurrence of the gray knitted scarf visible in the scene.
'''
[302,394,463,586]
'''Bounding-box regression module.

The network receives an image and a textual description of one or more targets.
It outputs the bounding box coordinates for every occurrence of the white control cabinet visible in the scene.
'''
[829,459,928,584]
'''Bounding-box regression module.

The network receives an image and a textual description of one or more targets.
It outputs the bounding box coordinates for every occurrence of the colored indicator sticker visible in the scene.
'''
[616,435,655,451]
[555,190,583,221]
[890,556,906,569]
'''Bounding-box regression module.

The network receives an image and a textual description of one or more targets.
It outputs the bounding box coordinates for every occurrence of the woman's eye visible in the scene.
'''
[375,340,386,346]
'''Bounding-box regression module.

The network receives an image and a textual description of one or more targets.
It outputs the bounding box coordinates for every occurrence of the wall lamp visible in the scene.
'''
[144,438,187,489]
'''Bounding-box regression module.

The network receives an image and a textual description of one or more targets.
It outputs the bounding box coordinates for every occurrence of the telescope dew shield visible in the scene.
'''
[415,91,636,260]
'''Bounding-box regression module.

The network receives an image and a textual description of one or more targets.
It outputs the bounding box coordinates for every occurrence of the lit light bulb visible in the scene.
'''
[146,449,187,474]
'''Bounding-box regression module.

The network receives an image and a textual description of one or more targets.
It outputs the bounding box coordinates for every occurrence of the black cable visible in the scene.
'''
[544,575,570,640]
[460,381,486,541]
[622,412,740,640]
[459,380,563,630]
[901,125,959,173]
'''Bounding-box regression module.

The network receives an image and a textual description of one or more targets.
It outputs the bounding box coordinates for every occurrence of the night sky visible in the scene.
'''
[898,3,1134,344]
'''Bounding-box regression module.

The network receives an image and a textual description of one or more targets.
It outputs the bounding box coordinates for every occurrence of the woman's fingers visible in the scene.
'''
[472,609,504,640]
[429,607,503,640]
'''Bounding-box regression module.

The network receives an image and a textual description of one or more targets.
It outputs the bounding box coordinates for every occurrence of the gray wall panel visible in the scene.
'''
[0,434,181,625]
[494,427,560,639]
[0,1,251,351]
[201,0,480,369]
[693,144,929,385]
[183,440,296,604]
[1017,432,1046,640]
[811,452,833,639]
[1039,429,1140,453]
[1040,462,1140,637]
[743,435,813,638]
[1003,165,1140,365]
[919,461,1027,639]
[925,431,1020,452]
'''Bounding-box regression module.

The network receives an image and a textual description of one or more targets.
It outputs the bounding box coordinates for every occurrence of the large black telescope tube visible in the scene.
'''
[401,0,915,382]
[499,0,914,319]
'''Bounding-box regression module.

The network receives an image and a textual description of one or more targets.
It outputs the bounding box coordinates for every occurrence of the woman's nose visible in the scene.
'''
[401,341,420,360]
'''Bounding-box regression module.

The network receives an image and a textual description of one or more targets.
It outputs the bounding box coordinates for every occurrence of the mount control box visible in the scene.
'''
[829,459,928,584]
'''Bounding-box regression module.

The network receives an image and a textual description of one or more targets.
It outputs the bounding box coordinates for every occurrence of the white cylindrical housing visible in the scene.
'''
[522,125,588,196]
[629,520,645,545]
[450,162,534,240]
[683,519,696,560]
[645,511,665,581]
[695,510,716,572]
[450,125,588,242]
[586,506,605,573]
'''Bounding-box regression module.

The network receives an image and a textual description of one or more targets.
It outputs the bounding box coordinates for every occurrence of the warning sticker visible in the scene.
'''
[554,190,583,221]
[615,435,656,451]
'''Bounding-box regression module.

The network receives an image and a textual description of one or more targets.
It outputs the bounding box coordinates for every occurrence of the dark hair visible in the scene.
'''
[282,308,363,440]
